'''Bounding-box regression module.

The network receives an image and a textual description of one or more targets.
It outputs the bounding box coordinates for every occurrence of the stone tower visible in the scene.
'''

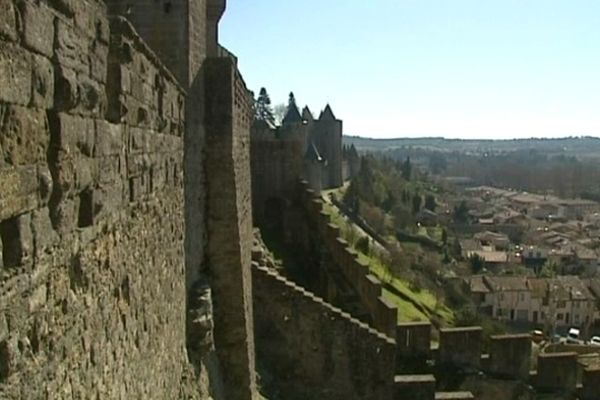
[304,143,325,193]
[313,104,343,188]
[106,1,257,399]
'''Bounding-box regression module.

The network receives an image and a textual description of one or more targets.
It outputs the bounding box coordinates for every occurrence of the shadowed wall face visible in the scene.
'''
[0,0,203,397]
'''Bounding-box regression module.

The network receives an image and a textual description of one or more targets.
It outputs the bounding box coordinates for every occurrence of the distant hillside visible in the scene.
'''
[343,136,600,157]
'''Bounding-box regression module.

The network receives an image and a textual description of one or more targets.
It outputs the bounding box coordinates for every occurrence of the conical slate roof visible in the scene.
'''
[302,106,314,122]
[282,103,302,125]
[319,104,336,121]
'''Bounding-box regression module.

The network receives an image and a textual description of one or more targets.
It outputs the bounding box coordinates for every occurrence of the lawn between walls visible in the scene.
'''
[321,200,455,326]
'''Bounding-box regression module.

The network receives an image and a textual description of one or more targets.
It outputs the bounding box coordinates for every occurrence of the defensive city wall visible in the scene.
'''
[0,0,255,398]
[269,181,600,399]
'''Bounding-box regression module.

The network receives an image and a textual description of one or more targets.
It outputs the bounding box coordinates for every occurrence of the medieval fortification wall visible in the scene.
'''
[0,0,256,399]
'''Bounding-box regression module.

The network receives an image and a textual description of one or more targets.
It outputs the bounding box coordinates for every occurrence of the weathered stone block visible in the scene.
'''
[49,112,95,157]
[0,166,38,221]
[536,352,578,392]
[73,156,95,191]
[582,368,600,400]
[50,195,77,234]
[78,76,106,116]
[38,166,53,205]
[394,375,436,400]
[396,322,432,360]
[54,65,78,111]
[0,336,19,379]
[90,41,109,83]
[0,104,49,165]
[438,327,482,369]
[18,1,55,57]
[97,155,121,185]
[46,0,76,16]
[31,54,54,108]
[0,213,32,268]
[93,181,123,219]
[31,207,58,259]
[55,18,89,73]
[0,43,32,105]
[488,334,531,380]
[28,284,47,312]
[0,0,17,41]
[129,127,149,153]
[95,120,122,156]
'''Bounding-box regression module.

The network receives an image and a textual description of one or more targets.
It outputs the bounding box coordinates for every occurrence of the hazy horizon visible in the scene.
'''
[221,1,600,140]
[343,134,600,141]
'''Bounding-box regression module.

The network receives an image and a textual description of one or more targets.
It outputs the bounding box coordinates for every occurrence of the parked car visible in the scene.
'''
[590,336,600,346]
[567,328,581,344]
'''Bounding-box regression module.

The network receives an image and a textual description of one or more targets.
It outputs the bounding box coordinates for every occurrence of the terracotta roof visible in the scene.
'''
[484,276,528,291]
[469,276,490,293]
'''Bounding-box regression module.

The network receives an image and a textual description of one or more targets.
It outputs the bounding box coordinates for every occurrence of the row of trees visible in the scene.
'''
[343,156,440,234]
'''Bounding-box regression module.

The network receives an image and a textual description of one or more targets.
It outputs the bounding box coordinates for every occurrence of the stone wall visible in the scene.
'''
[488,334,531,380]
[438,327,483,370]
[299,185,399,337]
[252,262,396,400]
[205,56,257,400]
[250,126,305,225]
[0,0,204,397]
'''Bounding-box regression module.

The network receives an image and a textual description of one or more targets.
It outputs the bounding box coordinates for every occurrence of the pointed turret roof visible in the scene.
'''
[282,103,302,125]
[302,106,314,122]
[304,142,323,162]
[319,104,336,121]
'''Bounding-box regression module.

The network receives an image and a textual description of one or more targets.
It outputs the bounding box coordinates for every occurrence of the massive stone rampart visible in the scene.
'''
[252,261,396,400]
[0,1,206,397]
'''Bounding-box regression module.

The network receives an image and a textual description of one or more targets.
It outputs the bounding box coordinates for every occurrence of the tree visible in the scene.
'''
[356,236,371,255]
[254,87,275,125]
[429,153,447,174]
[441,228,448,246]
[288,92,297,108]
[538,260,557,278]
[424,194,436,211]
[273,103,286,125]
[412,193,422,215]
[401,157,412,180]
[452,237,463,259]
[453,200,469,223]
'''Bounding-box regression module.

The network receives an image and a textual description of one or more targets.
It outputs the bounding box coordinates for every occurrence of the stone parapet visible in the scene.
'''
[488,334,531,380]
[438,327,483,369]
[536,352,578,393]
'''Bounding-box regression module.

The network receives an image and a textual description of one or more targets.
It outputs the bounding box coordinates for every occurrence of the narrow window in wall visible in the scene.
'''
[78,189,94,228]
[0,217,23,268]
[164,2,172,13]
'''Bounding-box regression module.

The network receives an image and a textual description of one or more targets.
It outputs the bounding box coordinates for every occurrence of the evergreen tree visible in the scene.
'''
[288,92,297,108]
[453,200,470,223]
[255,87,275,125]
[412,193,422,214]
[401,157,412,180]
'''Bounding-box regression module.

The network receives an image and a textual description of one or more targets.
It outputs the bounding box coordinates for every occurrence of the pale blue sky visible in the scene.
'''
[220,1,600,139]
